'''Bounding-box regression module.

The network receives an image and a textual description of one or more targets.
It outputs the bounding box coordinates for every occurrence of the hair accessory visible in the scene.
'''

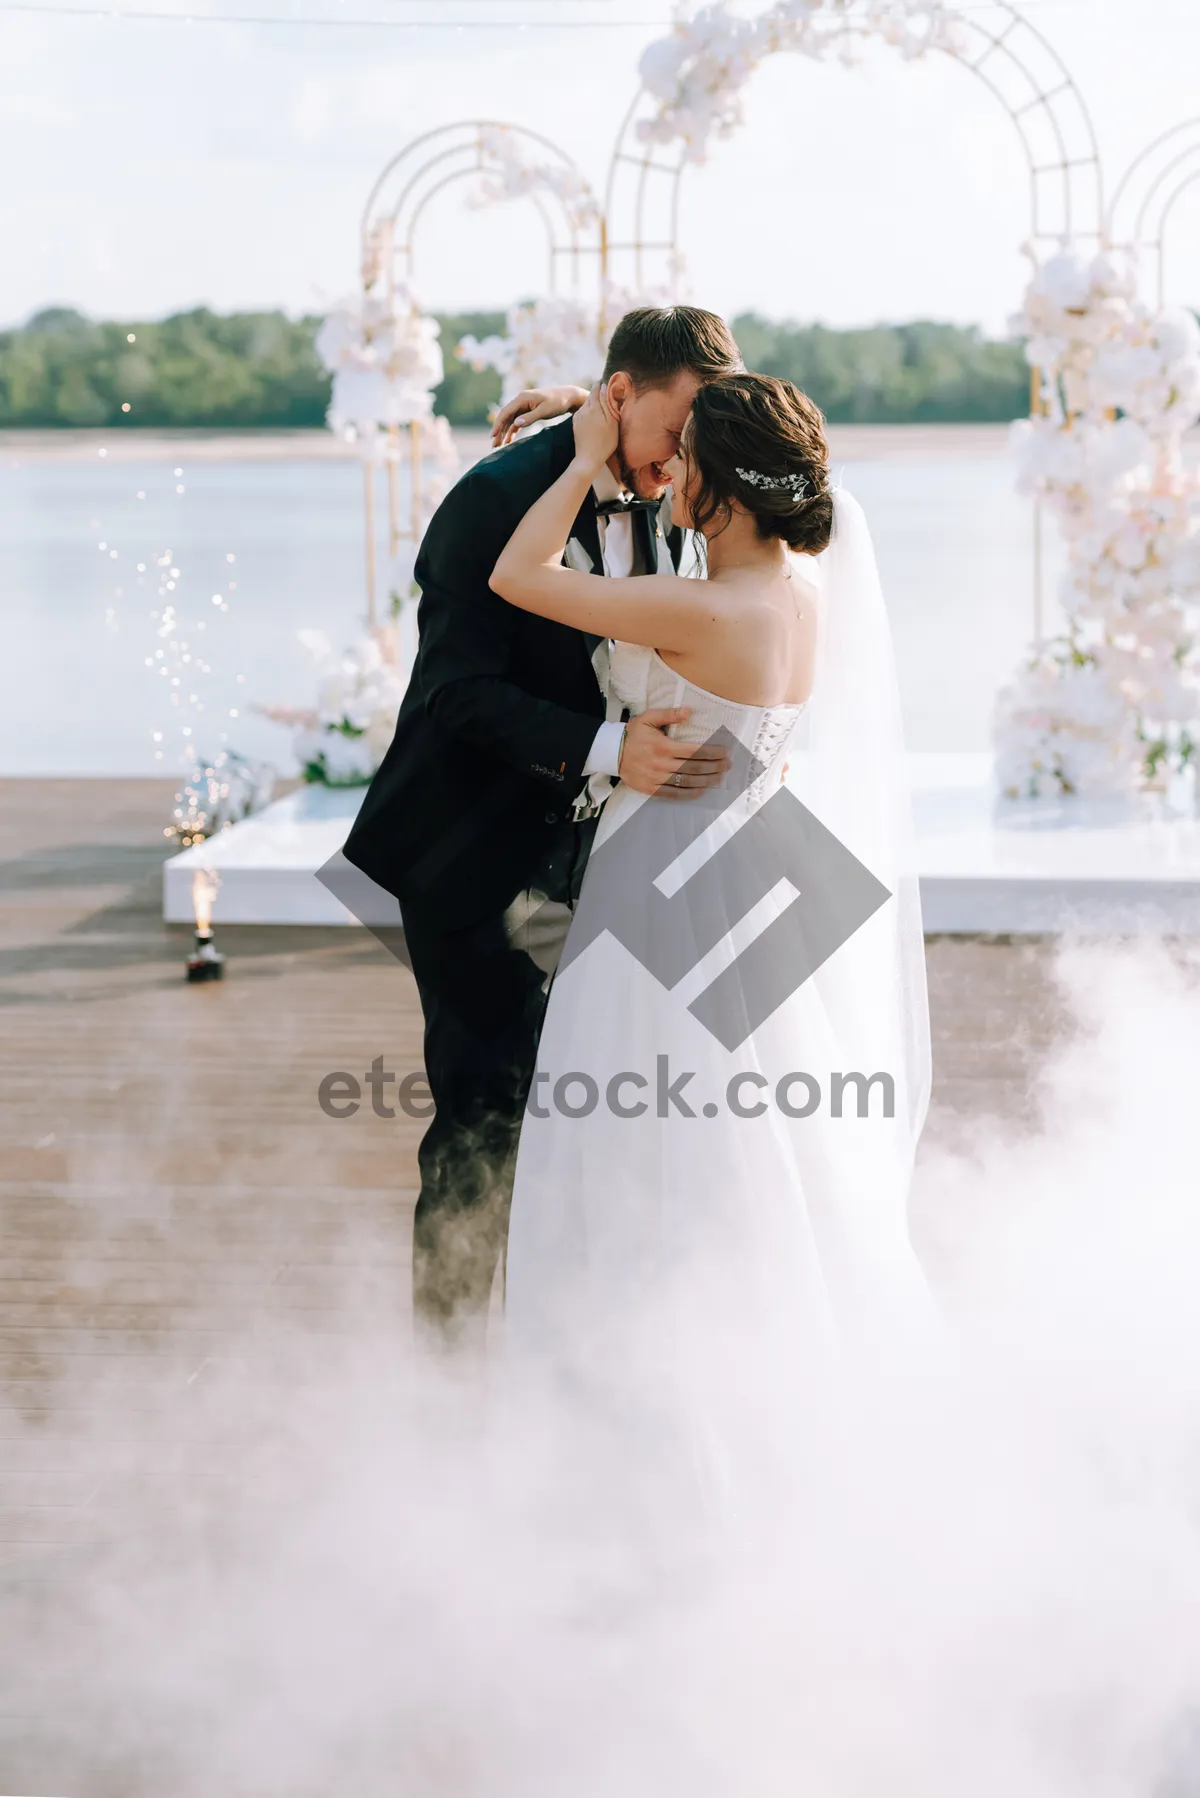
[736,465,810,500]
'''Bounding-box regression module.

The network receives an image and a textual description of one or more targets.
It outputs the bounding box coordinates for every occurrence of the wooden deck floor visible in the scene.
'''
[0,777,1071,1784]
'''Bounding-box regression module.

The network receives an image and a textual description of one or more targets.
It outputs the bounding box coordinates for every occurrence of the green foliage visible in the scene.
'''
[0,306,331,428]
[0,304,1029,429]
[731,313,1029,423]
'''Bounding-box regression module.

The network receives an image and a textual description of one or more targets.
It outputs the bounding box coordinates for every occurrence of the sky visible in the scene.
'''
[3,0,1200,334]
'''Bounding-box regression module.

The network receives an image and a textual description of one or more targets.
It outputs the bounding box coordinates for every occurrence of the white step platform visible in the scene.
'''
[912,755,1200,932]
[164,784,369,927]
[163,756,1200,935]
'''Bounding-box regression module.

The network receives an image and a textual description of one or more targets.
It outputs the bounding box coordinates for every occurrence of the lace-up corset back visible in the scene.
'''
[607,641,806,807]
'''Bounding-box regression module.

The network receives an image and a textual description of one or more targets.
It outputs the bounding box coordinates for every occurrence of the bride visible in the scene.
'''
[490,373,941,1506]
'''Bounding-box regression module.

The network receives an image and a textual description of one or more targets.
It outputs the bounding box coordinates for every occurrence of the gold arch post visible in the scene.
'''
[355,122,605,625]
[602,0,1104,641]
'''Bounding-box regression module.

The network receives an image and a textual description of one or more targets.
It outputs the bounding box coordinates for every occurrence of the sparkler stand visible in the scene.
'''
[186,930,226,983]
[184,868,226,981]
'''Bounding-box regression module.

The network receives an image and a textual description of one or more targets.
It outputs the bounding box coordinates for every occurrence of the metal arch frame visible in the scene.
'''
[604,1,1103,293]
[602,1,1104,642]
[362,120,606,303]
[354,122,605,625]
[1107,120,1200,309]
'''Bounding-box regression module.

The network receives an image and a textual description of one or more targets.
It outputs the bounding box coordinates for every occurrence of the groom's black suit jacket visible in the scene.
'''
[343,418,682,931]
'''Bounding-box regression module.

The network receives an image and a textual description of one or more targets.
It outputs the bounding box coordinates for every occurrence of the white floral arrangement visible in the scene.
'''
[994,645,1144,802]
[469,126,602,231]
[636,1,967,164]
[257,630,406,788]
[459,297,605,405]
[458,281,683,406]
[1091,309,1200,439]
[996,245,1200,799]
[315,283,445,460]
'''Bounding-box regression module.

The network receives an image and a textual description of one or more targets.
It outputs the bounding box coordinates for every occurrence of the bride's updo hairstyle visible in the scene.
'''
[686,372,834,556]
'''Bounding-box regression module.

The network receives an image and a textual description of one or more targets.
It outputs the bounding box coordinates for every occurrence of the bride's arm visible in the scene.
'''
[491,386,708,653]
[492,384,588,447]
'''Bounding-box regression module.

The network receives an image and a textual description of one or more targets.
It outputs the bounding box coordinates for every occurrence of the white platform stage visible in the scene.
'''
[163,755,1200,935]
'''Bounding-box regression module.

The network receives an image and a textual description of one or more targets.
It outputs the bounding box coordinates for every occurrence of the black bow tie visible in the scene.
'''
[594,496,659,518]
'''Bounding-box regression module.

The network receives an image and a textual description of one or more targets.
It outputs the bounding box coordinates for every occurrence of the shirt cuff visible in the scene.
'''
[582,719,625,779]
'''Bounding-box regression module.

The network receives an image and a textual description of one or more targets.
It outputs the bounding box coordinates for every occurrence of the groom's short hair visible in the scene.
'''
[602,306,741,391]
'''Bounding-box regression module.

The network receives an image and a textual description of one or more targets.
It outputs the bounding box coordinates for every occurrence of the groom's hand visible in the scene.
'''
[619,709,732,799]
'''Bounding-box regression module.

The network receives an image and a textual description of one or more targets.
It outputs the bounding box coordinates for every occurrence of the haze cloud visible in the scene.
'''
[5,939,1200,1795]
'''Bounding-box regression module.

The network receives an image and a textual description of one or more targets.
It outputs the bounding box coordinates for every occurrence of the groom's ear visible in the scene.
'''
[605,370,633,416]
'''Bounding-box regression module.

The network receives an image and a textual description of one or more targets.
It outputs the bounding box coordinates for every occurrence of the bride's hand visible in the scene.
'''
[572,382,619,474]
[491,385,589,447]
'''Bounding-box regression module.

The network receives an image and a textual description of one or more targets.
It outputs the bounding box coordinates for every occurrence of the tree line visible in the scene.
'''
[0,304,1033,429]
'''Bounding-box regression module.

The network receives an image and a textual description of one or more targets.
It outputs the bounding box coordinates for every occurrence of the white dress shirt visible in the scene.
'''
[580,462,635,786]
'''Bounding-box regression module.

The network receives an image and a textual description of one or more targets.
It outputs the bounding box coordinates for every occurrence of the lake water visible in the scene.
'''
[1,443,1062,777]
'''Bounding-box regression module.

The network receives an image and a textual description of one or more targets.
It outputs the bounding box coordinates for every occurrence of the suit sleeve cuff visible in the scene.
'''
[581,720,625,779]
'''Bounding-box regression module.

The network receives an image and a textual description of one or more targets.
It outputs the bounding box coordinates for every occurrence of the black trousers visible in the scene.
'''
[400,816,595,1347]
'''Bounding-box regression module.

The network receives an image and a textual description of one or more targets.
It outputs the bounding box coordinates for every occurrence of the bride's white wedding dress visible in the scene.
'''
[504,493,943,1525]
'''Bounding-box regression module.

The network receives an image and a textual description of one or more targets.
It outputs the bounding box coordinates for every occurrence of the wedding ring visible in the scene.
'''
[672,772,682,786]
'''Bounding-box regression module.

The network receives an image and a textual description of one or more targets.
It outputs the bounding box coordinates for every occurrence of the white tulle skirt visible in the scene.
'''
[503,781,946,1548]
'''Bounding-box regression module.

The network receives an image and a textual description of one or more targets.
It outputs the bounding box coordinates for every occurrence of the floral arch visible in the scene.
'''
[999,118,1200,802]
[603,0,1103,296]
[360,121,605,304]
[600,0,1102,649]
[318,122,605,625]
[612,1,1200,805]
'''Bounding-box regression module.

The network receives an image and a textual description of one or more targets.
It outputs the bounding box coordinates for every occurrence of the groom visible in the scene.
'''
[343,306,742,1348]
